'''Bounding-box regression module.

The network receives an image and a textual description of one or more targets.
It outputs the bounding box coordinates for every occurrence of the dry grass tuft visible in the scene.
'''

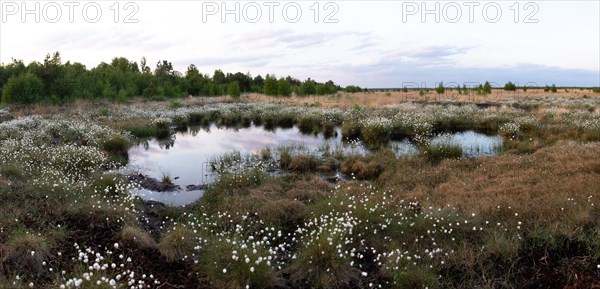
[1,232,51,276]
[158,226,197,262]
[121,226,157,250]
[341,157,384,180]
[288,155,318,172]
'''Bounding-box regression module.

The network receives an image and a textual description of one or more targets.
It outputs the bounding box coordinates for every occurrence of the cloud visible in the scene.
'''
[403,45,475,59]
[174,54,274,70]
[40,29,171,52]
[232,28,372,49]
[371,45,477,68]
[330,61,600,88]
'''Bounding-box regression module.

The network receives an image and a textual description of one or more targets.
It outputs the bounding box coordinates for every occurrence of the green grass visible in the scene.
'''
[2,230,52,277]
[158,225,197,262]
[392,268,439,289]
[297,114,320,134]
[197,236,281,289]
[100,134,130,163]
[2,99,600,288]
[341,120,362,140]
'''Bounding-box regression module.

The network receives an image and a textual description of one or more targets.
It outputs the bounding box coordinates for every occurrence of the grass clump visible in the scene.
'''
[288,155,317,172]
[152,117,172,139]
[321,121,336,138]
[421,142,462,162]
[121,225,157,250]
[100,134,129,162]
[98,107,111,116]
[341,120,362,140]
[260,147,272,160]
[158,226,197,262]
[341,157,384,180]
[1,231,51,277]
[201,168,267,210]
[198,237,281,289]
[169,99,184,109]
[392,268,439,289]
[297,114,320,134]
[275,111,295,128]
[361,119,392,148]
[279,148,292,169]
[287,228,361,289]
[109,118,157,138]
[172,114,189,129]
[0,162,23,179]
[92,173,128,197]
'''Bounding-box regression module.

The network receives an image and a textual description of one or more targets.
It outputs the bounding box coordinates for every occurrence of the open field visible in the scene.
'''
[240,89,600,108]
[1,94,600,288]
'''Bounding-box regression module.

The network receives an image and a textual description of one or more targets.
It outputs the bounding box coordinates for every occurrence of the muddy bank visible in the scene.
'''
[127,174,180,192]
[127,174,205,192]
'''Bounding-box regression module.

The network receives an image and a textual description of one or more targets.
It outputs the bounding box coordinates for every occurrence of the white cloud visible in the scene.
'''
[1,0,598,87]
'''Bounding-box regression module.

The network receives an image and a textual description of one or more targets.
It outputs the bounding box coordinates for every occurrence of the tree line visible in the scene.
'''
[432,81,565,95]
[0,52,360,104]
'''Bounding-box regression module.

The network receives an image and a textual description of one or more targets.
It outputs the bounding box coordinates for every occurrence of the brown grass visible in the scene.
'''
[4,89,598,117]
[381,141,600,233]
[121,226,157,250]
[288,155,318,172]
[341,157,384,180]
[235,89,600,108]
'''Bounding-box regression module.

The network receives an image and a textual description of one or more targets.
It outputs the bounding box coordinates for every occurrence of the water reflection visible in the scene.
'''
[124,124,502,206]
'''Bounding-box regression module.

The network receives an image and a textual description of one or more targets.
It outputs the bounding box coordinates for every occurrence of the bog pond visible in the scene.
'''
[123,124,502,206]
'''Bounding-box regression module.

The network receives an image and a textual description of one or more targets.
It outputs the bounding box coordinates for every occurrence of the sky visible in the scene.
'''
[1,0,599,87]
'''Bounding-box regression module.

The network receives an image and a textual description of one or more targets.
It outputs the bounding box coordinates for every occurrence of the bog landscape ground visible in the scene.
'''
[1,90,600,289]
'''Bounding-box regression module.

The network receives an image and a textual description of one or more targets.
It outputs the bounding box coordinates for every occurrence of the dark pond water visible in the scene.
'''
[124,124,502,206]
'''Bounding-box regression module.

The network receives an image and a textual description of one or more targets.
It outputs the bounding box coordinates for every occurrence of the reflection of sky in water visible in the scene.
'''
[430,131,503,157]
[130,188,203,207]
[125,125,501,206]
[126,124,344,188]
[389,139,419,156]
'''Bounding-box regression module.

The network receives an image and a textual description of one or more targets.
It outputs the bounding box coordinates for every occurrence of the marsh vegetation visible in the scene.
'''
[1,95,600,288]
